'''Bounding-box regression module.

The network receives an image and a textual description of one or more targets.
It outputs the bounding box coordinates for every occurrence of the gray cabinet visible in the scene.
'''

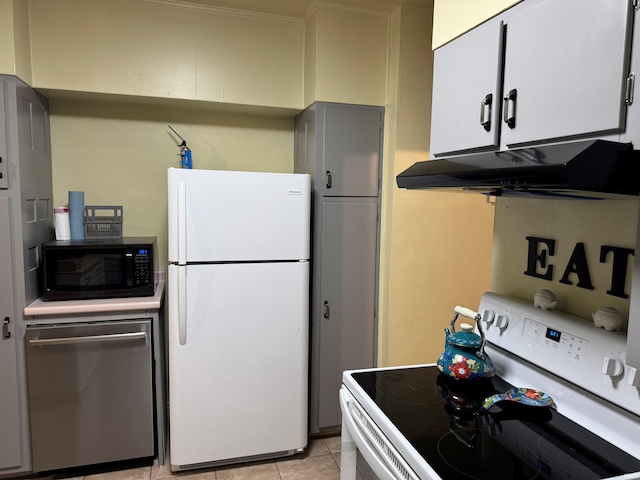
[431,0,634,156]
[430,19,504,156]
[0,198,22,471]
[0,76,53,476]
[501,0,633,147]
[317,200,377,428]
[320,106,381,197]
[295,102,383,434]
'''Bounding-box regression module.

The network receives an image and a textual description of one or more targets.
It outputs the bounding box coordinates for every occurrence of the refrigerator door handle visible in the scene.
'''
[178,180,187,266]
[178,267,187,345]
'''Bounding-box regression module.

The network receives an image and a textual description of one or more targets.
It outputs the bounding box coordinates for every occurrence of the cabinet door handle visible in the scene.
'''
[479,93,492,132]
[3,317,10,339]
[503,89,517,129]
[28,331,147,347]
[326,170,332,189]
[323,301,330,319]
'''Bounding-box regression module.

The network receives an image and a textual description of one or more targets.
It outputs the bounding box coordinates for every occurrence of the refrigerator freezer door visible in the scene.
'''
[168,168,311,263]
[167,262,309,468]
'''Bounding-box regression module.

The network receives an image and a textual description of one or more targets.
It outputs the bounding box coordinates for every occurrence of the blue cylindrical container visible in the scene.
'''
[181,147,192,169]
[68,191,85,240]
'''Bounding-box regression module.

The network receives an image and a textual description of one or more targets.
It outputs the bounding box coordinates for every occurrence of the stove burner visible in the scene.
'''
[436,373,497,416]
[375,371,440,405]
[437,428,542,480]
[538,432,611,468]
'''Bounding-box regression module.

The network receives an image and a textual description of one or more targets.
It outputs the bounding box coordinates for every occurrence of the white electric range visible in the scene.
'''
[340,292,640,480]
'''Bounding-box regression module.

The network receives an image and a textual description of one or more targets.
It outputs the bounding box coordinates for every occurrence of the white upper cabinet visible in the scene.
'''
[430,19,504,156]
[430,0,635,156]
[501,0,633,147]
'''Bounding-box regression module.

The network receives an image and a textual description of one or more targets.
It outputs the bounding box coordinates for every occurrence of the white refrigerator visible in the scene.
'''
[167,168,311,471]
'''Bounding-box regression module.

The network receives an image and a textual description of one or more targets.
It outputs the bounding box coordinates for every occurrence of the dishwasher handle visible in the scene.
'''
[29,331,147,347]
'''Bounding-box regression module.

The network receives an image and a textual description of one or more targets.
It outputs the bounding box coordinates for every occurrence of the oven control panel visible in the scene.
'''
[478,292,640,416]
[521,318,589,363]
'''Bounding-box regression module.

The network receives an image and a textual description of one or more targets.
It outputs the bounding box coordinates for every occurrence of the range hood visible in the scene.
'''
[396,140,640,198]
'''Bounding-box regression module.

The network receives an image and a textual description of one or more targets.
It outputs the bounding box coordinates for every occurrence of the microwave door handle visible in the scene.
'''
[178,267,187,345]
[29,331,147,347]
[178,180,187,266]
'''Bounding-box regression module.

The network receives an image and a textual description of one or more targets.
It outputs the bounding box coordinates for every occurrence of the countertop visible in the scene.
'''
[24,271,165,317]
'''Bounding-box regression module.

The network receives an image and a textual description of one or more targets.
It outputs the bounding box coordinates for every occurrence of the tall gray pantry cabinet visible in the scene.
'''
[0,76,53,476]
[294,102,383,434]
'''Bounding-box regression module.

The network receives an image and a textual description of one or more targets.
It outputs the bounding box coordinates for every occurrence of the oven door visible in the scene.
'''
[340,387,420,480]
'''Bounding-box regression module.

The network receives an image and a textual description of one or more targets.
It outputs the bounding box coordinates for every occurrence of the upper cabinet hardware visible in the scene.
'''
[326,170,332,189]
[626,73,635,105]
[503,89,518,129]
[323,301,330,319]
[3,317,10,339]
[480,94,493,132]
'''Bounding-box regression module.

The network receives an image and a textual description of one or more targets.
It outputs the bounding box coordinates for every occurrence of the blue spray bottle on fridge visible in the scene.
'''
[168,125,193,169]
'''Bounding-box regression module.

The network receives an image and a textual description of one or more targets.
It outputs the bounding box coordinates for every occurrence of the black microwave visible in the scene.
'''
[41,237,156,301]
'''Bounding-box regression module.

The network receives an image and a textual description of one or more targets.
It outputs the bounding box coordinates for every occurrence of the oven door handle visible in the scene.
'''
[29,331,147,347]
[339,388,418,480]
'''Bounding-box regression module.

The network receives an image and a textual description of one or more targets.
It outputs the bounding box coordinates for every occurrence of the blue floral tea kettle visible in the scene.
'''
[437,306,496,380]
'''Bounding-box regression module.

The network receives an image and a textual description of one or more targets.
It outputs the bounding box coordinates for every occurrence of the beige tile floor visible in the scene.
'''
[43,436,342,480]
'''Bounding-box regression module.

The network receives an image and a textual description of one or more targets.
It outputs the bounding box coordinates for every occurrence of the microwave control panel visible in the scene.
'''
[130,248,152,287]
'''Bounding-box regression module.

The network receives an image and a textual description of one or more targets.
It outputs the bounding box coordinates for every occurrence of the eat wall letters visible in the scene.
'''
[524,236,634,299]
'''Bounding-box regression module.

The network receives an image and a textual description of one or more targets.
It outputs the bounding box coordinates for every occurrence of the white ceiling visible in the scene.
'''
[174,0,433,18]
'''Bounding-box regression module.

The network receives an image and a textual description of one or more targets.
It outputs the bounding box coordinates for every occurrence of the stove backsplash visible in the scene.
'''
[490,196,638,330]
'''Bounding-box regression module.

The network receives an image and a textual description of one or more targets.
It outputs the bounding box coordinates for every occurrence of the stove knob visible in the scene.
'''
[495,314,509,329]
[481,309,495,324]
[628,367,640,388]
[602,357,624,378]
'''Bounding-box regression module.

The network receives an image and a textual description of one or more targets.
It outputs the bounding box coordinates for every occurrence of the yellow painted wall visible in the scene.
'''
[304,9,318,107]
[0,0,32,83]
[49,98,294,270]
[491,197,639,328]
[383,5,494,366]
[311,6,388,106]
[432,0,520,48]
[29,0,304,109]
[0,1,15,75]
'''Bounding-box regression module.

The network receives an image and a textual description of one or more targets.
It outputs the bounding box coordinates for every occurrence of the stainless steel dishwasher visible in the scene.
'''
[25,319,154,472]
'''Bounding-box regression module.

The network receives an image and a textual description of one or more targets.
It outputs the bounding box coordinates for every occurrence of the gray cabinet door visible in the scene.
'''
[294,107,315,174]
[15,82,53,304]
[0,83,6,190]
[501,0,633,147]
[321,104,382,197]
[430,19,504,156]
[0,197,22,472]
[318,201,377,428]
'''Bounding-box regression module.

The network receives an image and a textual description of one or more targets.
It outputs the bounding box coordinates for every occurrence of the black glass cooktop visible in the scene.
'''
[351,366,640,480]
